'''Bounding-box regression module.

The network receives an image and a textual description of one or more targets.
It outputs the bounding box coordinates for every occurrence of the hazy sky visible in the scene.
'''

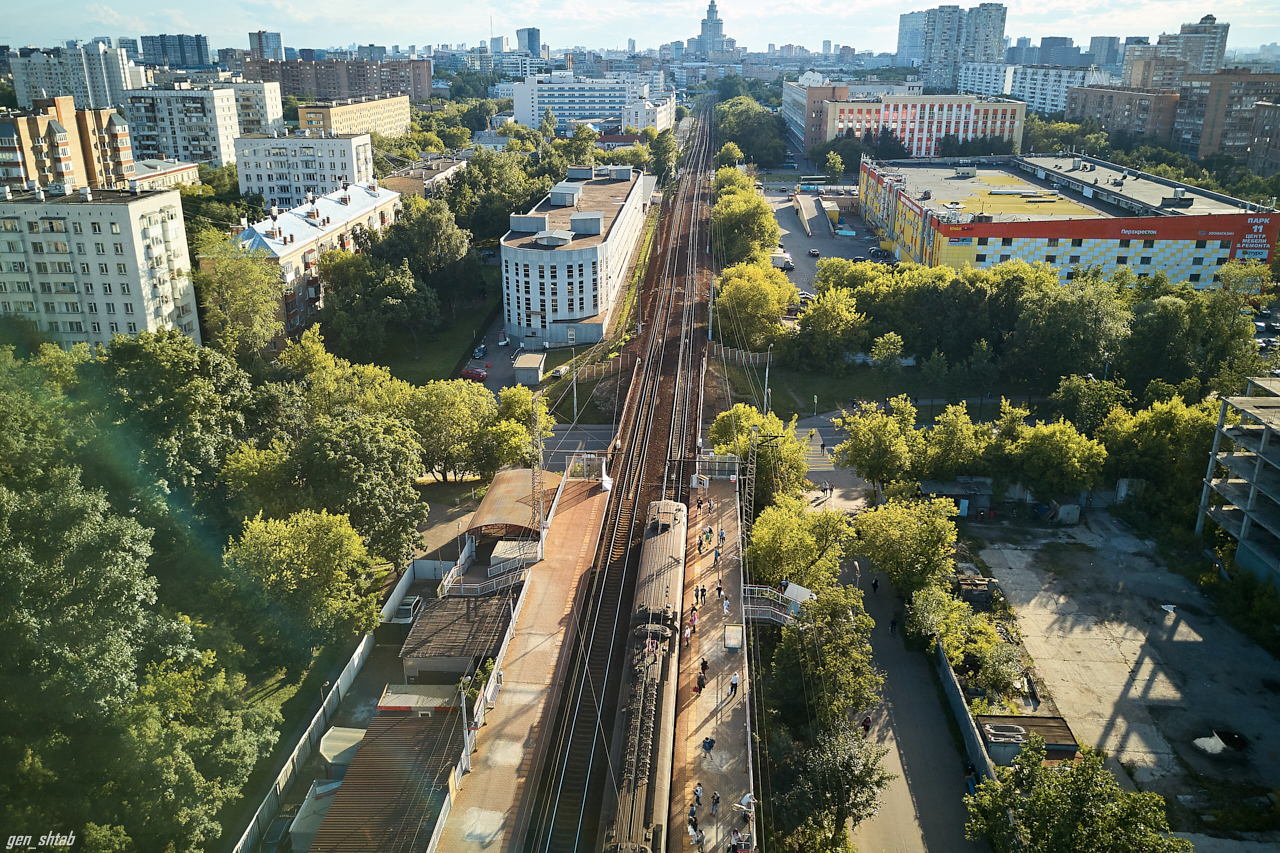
[10,1,1279,54]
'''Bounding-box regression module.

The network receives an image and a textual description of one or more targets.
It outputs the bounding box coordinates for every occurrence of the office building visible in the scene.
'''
[959,63,1110,115]
[920,3,1007,91]
[298,95,411,137]
[117,37,140,62]
[628,39,637,55]
[622,96,677,132]
[357,44,387,62]
[1065,86,1180,145]
[122,84,239,166]
[512,72,649,128]
[140,34,212,68]
[1248,102,1280,178]
[860,156,1278,283]
[824,41,832,55]
[1089,37,1121,68]
[1038,37,1080,67]
[10,43,144,109]
[1172,69,1280,160]
[517,28,541,59]
[490,36,510,55]
[249,31,284,62]
[218,48,250,74]
[234,181,400,346]
[0,186,201,347]
[242,58,433,101]
[1196,378,1280,585]
[686,0,738,58]
[897,11,927,66]
[0,96,135,193]
[1159,14,1230,74]
[494,54,550,77]
[234,131,374,210]
[783,73,929,149]
[842,94,1023,157]
[501,165,655,346]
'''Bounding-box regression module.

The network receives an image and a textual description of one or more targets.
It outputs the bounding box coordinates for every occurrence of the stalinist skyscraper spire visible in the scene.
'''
[692,0,737,58]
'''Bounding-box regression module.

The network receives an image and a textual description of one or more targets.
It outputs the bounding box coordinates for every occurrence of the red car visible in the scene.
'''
[460,366,488,381]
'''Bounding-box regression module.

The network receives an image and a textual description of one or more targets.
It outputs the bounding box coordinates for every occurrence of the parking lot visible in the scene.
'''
[770,190,887,294]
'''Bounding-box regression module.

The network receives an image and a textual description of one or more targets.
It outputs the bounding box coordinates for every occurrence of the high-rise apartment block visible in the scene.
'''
[10,43,144,109]
[1065,86,1180,144]
[242,58,433,101]
[122,84,240,167]
[917,3,1007,91]
[297,95,411,137]
[233,131,374,210]
[140,34,212,68]
[249,31,284,62]
[959,63,1110,115]
[513,72,650,128]
[1089,37,1122,68]
[1122,44,1190,89]
[1158,14,1230,74]
[1172,70,1280,161]
[116,38,140,62]
[1248,102,1280,178]
[0,96,135,194]
[897,11,927,66]
[0,186,201,347]
[491,37,510,55]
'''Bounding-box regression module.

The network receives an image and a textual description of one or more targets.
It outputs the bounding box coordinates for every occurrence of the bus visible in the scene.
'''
[799,175,827,184]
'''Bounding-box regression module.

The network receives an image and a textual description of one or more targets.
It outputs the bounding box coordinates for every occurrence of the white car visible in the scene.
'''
[389,595,424,624]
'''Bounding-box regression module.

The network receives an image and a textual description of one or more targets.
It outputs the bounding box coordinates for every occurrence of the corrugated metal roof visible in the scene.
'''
[467,468,561,538]
[309,715,463,853]
[238,182,399,258]
[399,590,518,662]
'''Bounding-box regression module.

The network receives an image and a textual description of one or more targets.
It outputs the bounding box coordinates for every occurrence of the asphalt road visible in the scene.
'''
[770,192,887,294]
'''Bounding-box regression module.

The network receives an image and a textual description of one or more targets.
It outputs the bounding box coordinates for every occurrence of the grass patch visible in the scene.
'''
[548,375,616,424]
[415,477,488,509]
[374,269,501,385]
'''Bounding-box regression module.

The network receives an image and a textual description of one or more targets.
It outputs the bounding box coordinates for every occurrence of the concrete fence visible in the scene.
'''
[577,355,633,382]
[934,639,998,782]
[709,342,773,366]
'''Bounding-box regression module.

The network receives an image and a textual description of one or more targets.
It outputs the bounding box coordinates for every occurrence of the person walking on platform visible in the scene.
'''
[729,672,739,698]
[696,672,707,695]
[700,585,708,604]
[690,610,698,632]
[697,496,704,516]
[701,736,716,758]
[683,624,692,646]
[698,538,704,556]
[708,498,715,514]
[713,547,721,566]
[695,783,703,806]
[711,791,720,816]
[719,528,725,546]
[716,579,723,600]
[722,595,730,617]
[871,577,880,594]
[700,658,709,675]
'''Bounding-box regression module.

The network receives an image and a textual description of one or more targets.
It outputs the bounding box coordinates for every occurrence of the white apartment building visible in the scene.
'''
[495,55,550,78]
[11,44,146,109]
[622,96,677,132]
[122,84,240,166]
[959,63,1110,115]
[501,165,655,346]
[513,72,649,128]
[214,80,284,134]
[235,181,401,347]
[0,185,200,348]
[234,131,374,210]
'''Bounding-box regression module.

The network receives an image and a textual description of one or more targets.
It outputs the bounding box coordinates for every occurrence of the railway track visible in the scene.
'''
[522,99,715,853]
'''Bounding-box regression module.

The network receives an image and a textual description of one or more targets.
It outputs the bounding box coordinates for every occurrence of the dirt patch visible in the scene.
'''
[703,360,732,424]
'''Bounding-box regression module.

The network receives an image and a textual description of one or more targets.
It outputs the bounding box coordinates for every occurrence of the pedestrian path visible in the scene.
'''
[851,575,989,853]
[670,480,754,852]
[435,480,610,853]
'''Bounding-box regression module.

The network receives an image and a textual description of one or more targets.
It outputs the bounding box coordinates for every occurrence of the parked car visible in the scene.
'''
[798,291,816,304]
[809,248,820,256]
[461,366,488,381]
[852,256,867,262]
[391,595,424,624]
[262,816,294,853]
[551,365,571,379]
[1268,322,1280,332]
[1255,321,1268,333]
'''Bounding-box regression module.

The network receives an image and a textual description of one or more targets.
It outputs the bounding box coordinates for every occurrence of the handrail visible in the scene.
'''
[452,567,529,596]
[486,542,538,577]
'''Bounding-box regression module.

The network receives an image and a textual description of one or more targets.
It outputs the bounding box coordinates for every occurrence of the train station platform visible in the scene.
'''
[671,478,756,851]
[435,477,610,853]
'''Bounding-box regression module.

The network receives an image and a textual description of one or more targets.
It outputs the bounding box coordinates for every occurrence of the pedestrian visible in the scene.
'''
[688,823,697,844]
[701,585,708,604]
[729,672,739,697]
[702,736,715,757]
[695,783,703,806]
[861,716,871,737]
[695,828,705,852]
[691,610,698,632]
[689,813,698,833]
[872,577,880,594]
[716,579,723,600]
[713,547,721,566]
[684,624,692,647]
[890,617,897,636]
[711,791,720,816]
[708,498,714,514]
[696,672,706,694]
[697,496,704,516]
[701,657,709,675]
[722,596,730,617]
[698,538,704,556]
[719,528,725,546]
[820,438,826,455]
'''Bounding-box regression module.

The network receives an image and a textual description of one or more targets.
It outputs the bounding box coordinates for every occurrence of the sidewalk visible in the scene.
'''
[435,480,609,852]
[794,412,870,515]
[670,479,753,852]
[850,575,989,853]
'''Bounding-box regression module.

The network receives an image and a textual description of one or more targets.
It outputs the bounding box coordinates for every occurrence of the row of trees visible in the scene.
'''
[711,164,782,267]
[715,95,788,167]
[0,327,551,849]
[708,404,893,851]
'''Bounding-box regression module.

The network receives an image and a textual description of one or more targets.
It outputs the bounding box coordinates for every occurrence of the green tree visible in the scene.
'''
[639,126,659,146]
[540,107,558,140]
[192,231,291,361]
[318,255,442,359]
[409,379,499,481]
[746,495,852,590]
[966,338,999,419]
[923,403,991,481]
[870,332,904,399]
[1005,420,1107,499]
[224,510,381,673]
[439,125,472,149]
[713,185,781,265]
[966,734,1193,853]
[650,129,678,184]
[852,498,958,594]
[824,150,844,185]
[715,96,788,166]
[921,349,950,416]
[714,261,796,349]
[709,404,809,511]
[674,104,689,122]
[368,195,471,299]
[833,396,920,502]
[772,586,882,731]
[715,141,745,168]
[713,165,755,196]
[1050,374,1133,437]
[1008,274,1131,392]
[1119,296,1195,400]
[793,287,868,374]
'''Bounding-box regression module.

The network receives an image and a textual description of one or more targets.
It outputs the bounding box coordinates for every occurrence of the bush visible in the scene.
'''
[975,642,1022,693]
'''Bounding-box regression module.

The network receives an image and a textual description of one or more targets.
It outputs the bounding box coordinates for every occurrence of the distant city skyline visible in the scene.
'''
[10,1,1278,55]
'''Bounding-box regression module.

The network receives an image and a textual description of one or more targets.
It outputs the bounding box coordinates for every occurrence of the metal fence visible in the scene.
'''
[709,343,772,367]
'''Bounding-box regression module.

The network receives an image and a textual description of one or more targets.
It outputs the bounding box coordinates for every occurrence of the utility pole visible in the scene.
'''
[531,391,546,555]
[571,346,577,419]
[763,343,773,414]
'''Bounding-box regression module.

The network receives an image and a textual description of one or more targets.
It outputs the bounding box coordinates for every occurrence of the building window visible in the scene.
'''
[95,243,105,254]
[1071,238,1083,247]
[1069,255,1081,264]
[88,303,97,314]
[976,254,986,262]
[1142,239,1155,248]
[1046,238,1059,247]
[1192,257,1203,265]
[1119,239,1130,248]
[1116,256,1128,265]
[91,322,101,333]
[1195,239,1207,249]
[1045,255,1057,263]
[999,254,1011,262]
[91,223,102,234]
[127,322,137,333]
[1000,237,1013,246]
[1219,240,1231,249]
[1216,257,1228,265]
[1189,273,1201,282]
[102,283,112,295]
[72,223,82,234]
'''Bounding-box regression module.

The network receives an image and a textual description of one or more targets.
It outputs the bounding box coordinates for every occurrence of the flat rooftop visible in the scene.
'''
[501,174,638,250]
[0,187,174,206]
[1226,392,1280,430]
[400,590,518,662]
[870,156,1256,224]
[236,132,369,140]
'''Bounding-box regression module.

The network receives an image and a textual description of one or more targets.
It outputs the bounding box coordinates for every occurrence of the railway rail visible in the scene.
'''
[521,98,716,853]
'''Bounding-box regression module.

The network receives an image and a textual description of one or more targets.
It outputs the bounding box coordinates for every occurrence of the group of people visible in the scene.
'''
[688,788,756,851]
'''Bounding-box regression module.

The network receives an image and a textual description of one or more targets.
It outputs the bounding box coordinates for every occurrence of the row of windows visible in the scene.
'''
[0,281,130,296]
[1,219,121,235]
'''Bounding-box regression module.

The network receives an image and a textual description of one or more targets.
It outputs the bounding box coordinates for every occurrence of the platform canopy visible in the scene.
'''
[466,468,562,539]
